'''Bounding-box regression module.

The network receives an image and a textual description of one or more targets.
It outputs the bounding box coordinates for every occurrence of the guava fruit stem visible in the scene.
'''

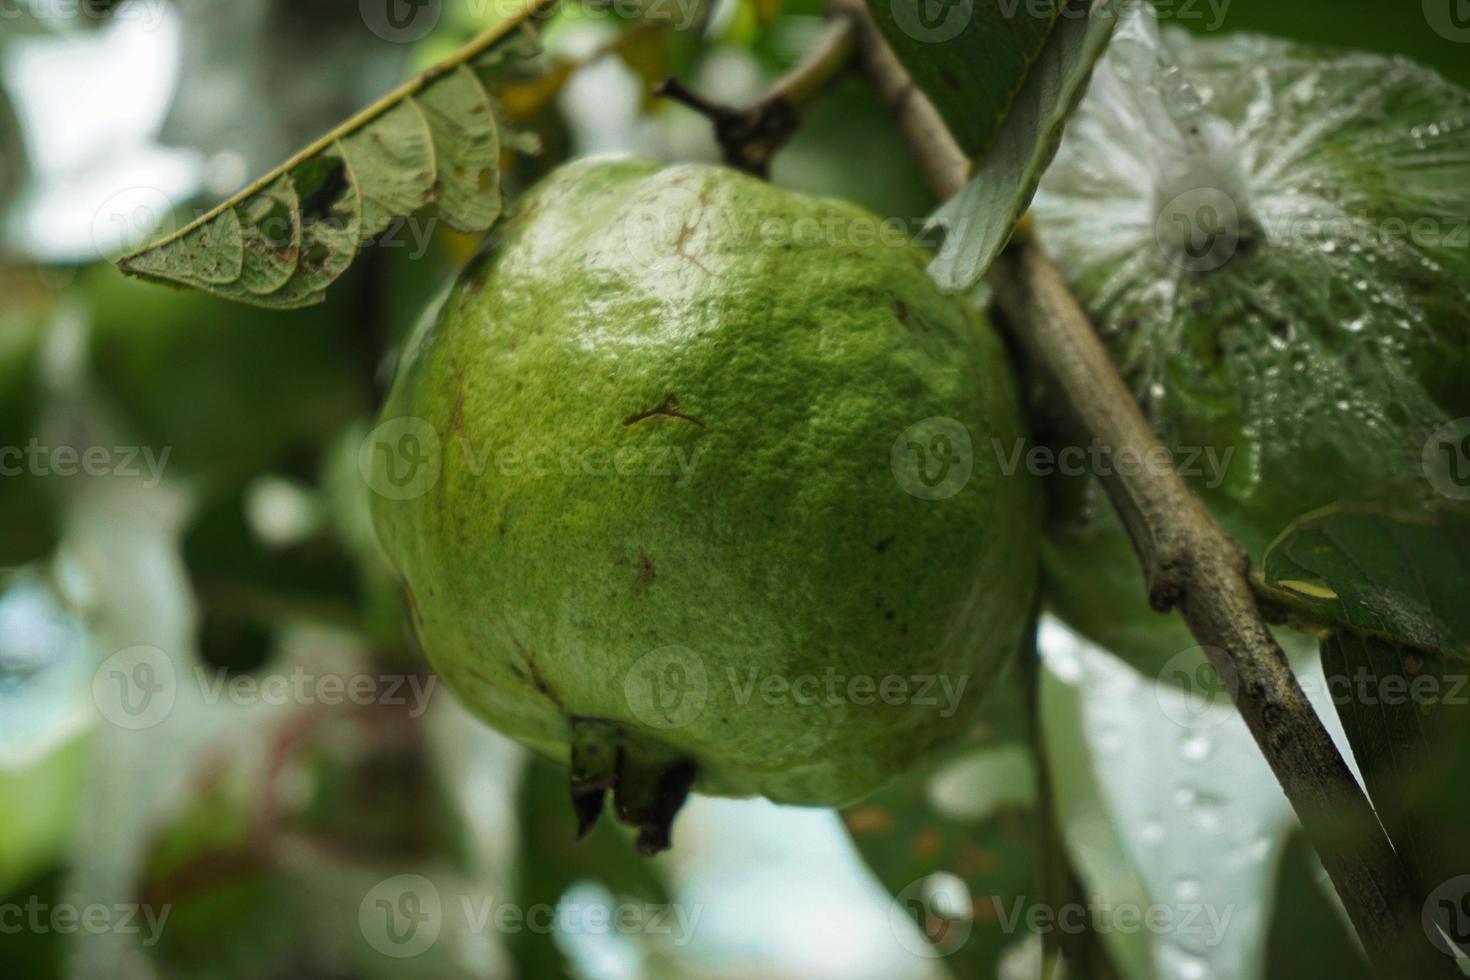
[615,756,698,857]
[568,718,697,854]
[569,718,619,840]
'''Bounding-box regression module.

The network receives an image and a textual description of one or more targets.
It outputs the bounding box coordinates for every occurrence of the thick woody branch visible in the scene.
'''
[827,0,1443,975]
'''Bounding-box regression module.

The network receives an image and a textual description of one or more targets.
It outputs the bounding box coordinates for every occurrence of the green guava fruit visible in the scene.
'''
[370,157,1039,851]
[1029,11,1470,673]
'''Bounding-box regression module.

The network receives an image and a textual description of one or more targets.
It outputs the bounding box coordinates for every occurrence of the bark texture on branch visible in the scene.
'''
[827,0,1444,974]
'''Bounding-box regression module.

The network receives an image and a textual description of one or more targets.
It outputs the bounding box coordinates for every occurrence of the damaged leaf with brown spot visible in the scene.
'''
[114,0,554,308]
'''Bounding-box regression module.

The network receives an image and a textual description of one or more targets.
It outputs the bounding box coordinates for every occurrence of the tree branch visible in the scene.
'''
[827,0,1443,974]
[655,17,857,176]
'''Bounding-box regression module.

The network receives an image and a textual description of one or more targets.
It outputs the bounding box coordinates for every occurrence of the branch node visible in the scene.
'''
[654,17,856,178]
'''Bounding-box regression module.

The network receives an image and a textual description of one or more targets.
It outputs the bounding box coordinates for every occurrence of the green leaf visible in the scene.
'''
[1039,624,1309,980]
[1320,633,1470,970]
[1321,632,1470,902]
[1264,833,1372,980]
[843,664,1042,973]
[926,0,1121,291]
[0,79,26,224]
[1261,505,1470,662]
[115,1,554,309]
[865,0,1061,161]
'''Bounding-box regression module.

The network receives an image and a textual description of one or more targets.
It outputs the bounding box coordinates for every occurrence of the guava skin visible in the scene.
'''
[1030,22,1470,673]
[371,158,1039,846]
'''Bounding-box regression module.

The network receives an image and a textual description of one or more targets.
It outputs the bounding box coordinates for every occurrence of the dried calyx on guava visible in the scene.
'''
[370,158,1039,852]
[1030,7,1470,671]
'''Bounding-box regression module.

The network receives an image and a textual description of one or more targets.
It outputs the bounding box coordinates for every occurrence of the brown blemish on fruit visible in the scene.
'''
[447,360,466,434]
[634,551,656,592]
[512,637,562,709]
[622,393,705,429]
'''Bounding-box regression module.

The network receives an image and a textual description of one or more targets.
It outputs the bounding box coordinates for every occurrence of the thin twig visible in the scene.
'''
[655,17,857,176]
[827,0,1444,974]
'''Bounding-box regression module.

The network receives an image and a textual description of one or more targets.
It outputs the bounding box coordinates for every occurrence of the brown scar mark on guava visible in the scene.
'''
[673,218,718,277]
[622,393,705,429]
[447,359,467,434]
[893,300,929,333]
[512,636,563,709]
[660,183,719,278]
[634,551,656,592]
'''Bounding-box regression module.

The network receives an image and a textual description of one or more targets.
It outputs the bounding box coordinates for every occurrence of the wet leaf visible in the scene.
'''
[924,0,1121,290]
[1262,505,1470,662]
[865,0,1062,160]
[843,663,1043,975]
[115,2,553,309]
[1320,630,1470,908]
